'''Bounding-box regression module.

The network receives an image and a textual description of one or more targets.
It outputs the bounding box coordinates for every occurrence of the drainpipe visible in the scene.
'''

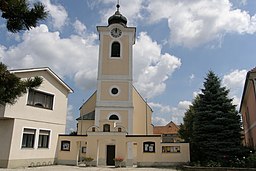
[146,98,148,135]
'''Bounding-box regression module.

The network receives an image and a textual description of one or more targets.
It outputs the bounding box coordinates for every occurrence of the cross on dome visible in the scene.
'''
[108,0,127,26]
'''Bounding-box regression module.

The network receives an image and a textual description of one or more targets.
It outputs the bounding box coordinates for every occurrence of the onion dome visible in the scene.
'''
[108,3,127,26]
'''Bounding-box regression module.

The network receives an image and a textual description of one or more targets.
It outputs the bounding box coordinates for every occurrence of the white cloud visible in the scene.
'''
[41,0,68,29]
[178,101,192,110]
[149,100,190,125]
[0,45,6,61]
[1,24,99,91]
[134,32,181,99]
[81,1,256,48]
[222,69,247,106]
[0,25,181,100]
[193,90,201,98]
[153,116,168,126]
[66,105,76,133]
[73,19,87,36]
[145,0,256,47]
[190,74,195,81]
[95,0,144,25]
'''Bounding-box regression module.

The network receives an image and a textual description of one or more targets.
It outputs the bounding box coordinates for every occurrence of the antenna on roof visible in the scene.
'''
[116,0,120,12]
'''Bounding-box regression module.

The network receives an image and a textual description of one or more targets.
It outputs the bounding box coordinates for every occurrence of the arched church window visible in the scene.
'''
[109,114,119,120]
[103,124,110,132]
[111,42,120,57]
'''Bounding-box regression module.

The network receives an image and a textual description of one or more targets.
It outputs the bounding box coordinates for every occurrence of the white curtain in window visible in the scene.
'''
[34,93,45,107]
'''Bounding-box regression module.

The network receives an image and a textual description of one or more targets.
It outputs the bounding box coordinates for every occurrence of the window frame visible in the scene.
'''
[103,124,110,132]
[61,140,71,151]
[21,128,36,149]
[38,130,50,148]
[143,141,155,153]
[109,114,119,120]
[27,89,54,110]
[109,86,120,97]
[111,41,121,57]
[162,146,181,153]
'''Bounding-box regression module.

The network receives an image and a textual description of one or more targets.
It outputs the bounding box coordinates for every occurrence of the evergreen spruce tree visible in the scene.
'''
[179,95,200,142]
[193,71,243,166]
[179,95,200,162]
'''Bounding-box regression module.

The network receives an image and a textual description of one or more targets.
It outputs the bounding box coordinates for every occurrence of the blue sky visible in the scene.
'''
[0,0,256,133]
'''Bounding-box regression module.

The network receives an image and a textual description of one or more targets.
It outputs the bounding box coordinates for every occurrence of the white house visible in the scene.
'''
[0,67,73,168]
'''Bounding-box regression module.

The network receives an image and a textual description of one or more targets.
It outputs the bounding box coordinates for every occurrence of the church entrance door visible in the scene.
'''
[106,145,115,166]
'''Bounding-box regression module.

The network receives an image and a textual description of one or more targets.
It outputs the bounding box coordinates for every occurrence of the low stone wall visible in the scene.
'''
[182,166,256,171]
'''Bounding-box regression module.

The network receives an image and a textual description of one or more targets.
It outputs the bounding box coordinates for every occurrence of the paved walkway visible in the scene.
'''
[0,165,177,171]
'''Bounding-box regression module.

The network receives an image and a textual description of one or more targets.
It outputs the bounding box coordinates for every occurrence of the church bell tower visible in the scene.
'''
[95,3,136,134]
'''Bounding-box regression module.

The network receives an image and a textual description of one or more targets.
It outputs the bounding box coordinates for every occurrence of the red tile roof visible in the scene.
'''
[153,121,180,135]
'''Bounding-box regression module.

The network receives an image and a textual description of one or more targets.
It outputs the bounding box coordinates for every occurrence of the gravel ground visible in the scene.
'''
[0,165,177,171]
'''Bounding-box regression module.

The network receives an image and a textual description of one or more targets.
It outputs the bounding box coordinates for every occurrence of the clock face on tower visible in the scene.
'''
[111,28,122,38]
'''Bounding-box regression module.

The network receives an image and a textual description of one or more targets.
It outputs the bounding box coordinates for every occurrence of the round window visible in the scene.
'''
[111,88,119,95]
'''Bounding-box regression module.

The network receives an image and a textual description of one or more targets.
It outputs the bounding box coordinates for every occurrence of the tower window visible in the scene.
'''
[111,42,120,57]
[109,114,119,120]
[111,88,118,95]
[103,124,110,132]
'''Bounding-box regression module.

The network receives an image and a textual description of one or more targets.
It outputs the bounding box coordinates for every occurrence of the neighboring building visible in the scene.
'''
[240,67,256,149]
[57,4,190,167]
[0,67,73,168]
[153,121,183,143]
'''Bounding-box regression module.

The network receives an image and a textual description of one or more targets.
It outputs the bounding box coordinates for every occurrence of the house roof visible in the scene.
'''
[10,67,73,93]
[153,121,180,135]
[239,67,256,112]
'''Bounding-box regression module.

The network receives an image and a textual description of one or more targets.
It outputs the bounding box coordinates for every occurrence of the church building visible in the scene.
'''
[57,4,190,167]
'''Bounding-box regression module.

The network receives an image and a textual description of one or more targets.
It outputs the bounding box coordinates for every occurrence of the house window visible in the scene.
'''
[162,146,180,153]
[61,141,70,151]
[27,89,54,110]
[109,114,119,120]
[111,42,120,57]
[143,141,155,153]
[22,128,36,148]
[103,124,110,132]
[118,128,122,132]
[38,130,50,148]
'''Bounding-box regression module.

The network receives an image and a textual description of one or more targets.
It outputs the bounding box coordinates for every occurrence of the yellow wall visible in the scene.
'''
[79,92,96,117]
[133,88,153,134]
[77,120,95,135]
[99,110,128,132]
[100,81,129,101]
[57,135,190,166]
[101,35,130,76]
